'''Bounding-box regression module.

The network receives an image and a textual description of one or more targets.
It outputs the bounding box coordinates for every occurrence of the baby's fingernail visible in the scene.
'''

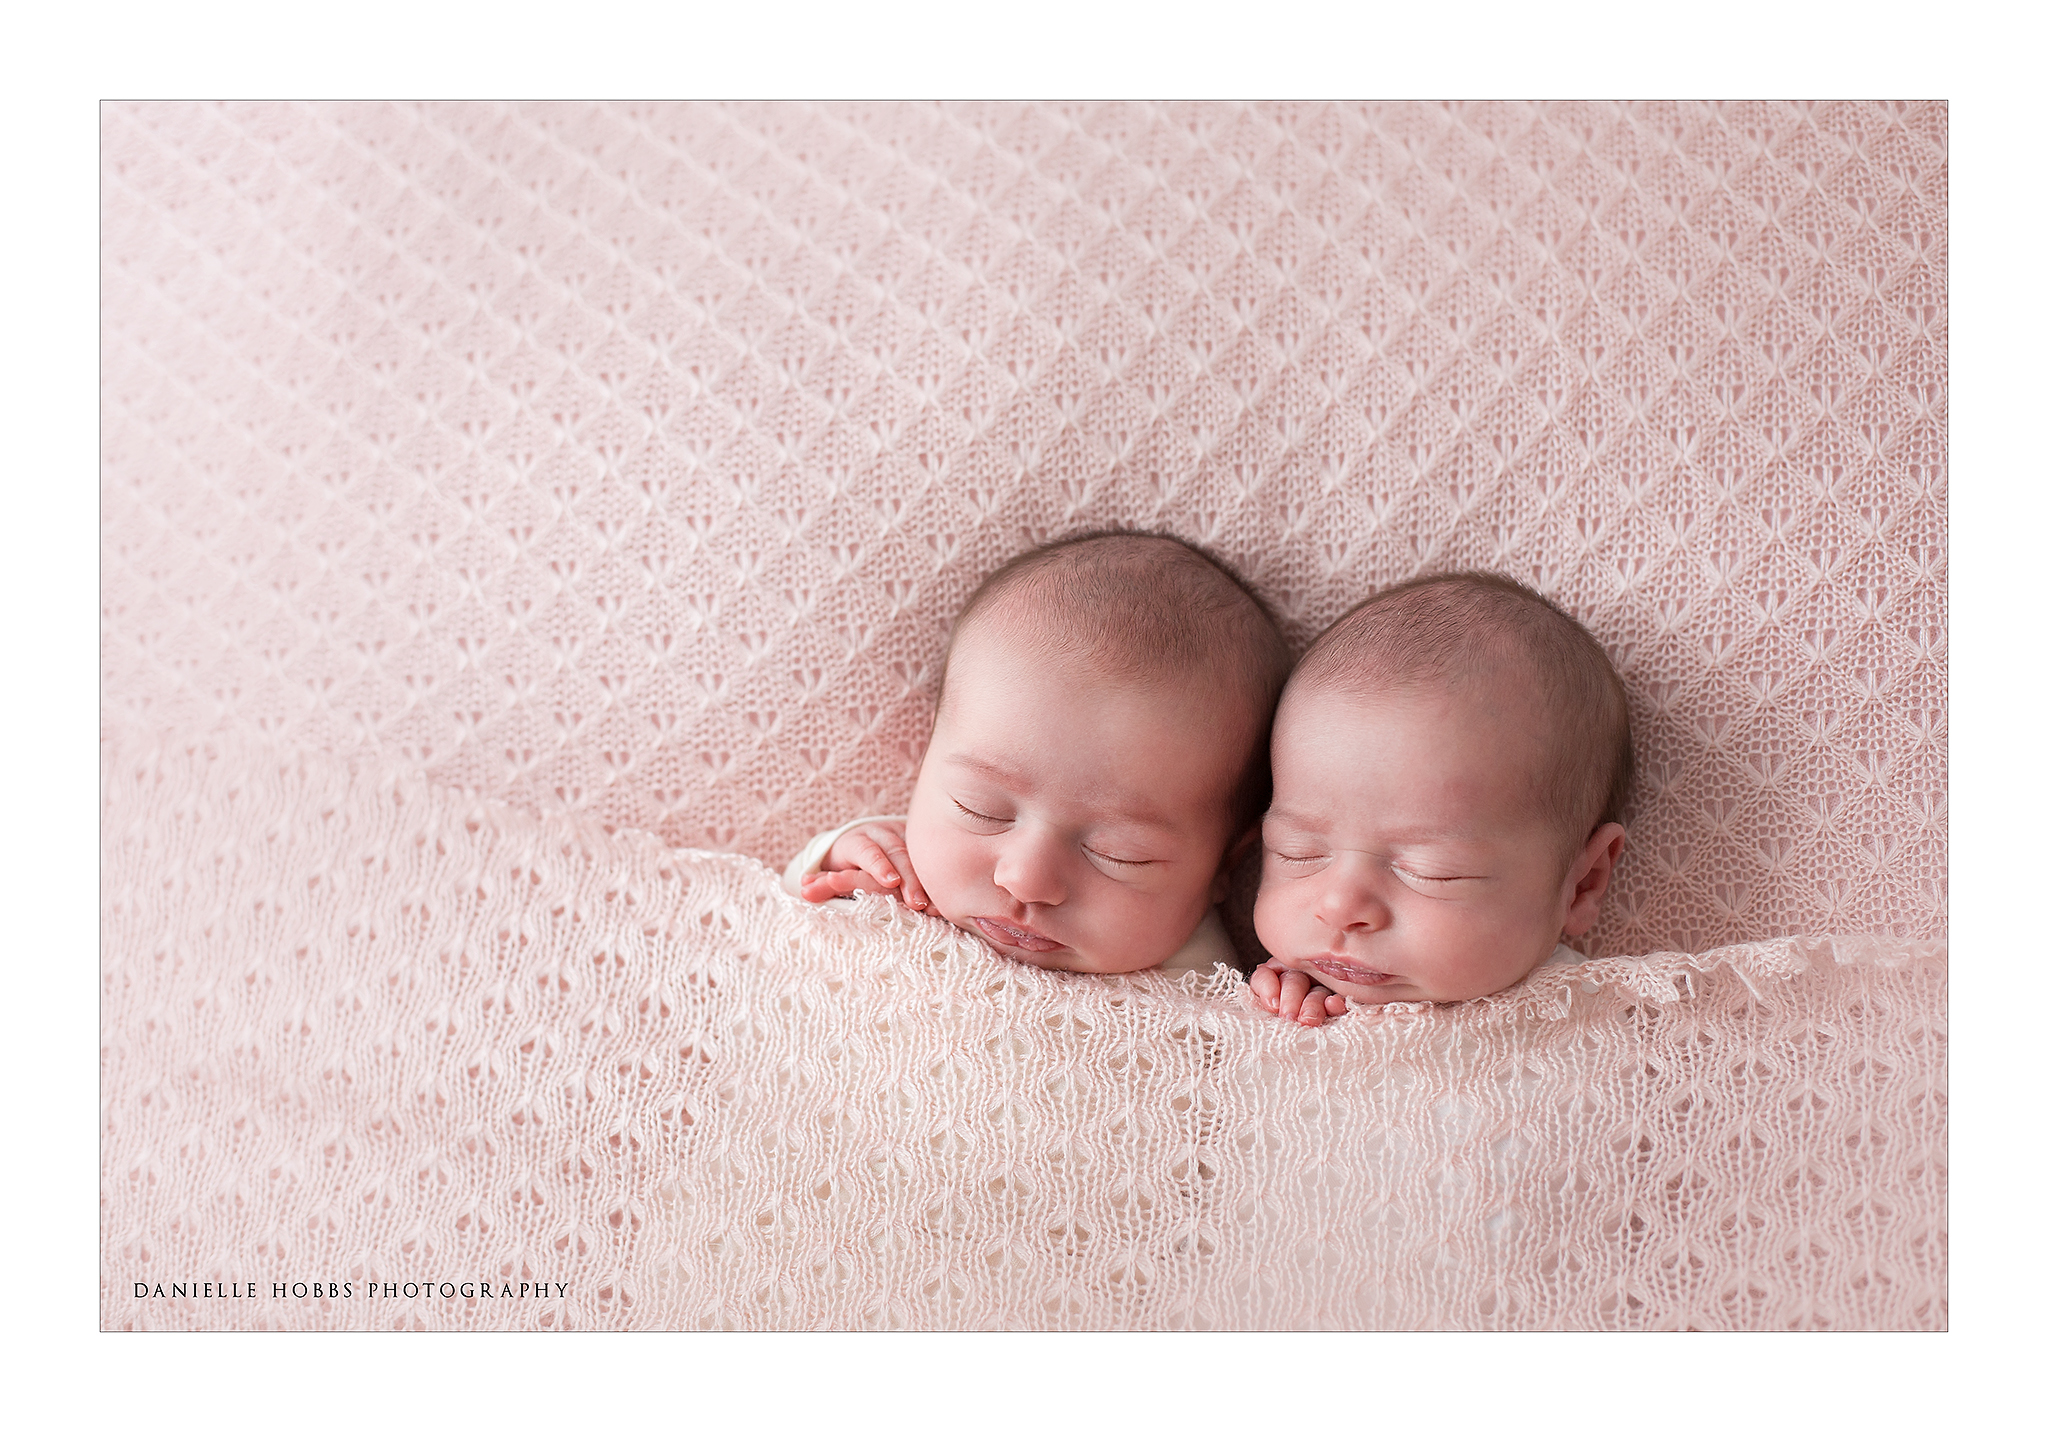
[883,873,900,883]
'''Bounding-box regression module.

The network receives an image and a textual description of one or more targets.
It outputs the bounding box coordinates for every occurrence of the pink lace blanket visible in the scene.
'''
[102,101,1945,1328]
[104,734,1943,1329]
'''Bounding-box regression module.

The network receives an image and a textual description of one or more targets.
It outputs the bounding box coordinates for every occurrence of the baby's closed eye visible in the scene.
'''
[952,799,1009,825]
[1392,865,1482,889]
[1083,846,1154,869]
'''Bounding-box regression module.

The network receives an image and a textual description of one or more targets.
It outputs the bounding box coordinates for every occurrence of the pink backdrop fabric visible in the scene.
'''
[102,100,1946,959]
[102,103,1946,1330]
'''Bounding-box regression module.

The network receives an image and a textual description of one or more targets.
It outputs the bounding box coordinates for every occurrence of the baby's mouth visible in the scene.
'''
[1307,957,1395,987]
[971,917,1066,954]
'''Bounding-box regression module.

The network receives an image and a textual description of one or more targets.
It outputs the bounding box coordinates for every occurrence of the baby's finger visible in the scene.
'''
[1277,970,1315,1021]
[859,827,926,911]
[1296,985,1349,1026]
[1249,962,1281,1010]
[841,831,905,889]
[818,868,890,899]
[883,845,929,913]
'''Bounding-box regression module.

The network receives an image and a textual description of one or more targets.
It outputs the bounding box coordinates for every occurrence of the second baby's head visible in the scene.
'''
[1255,571,1635,1005]
[906,530,1291,974]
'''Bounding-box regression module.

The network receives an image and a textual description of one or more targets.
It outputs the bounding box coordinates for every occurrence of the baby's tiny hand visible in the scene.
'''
[1249,958,1348,1027]
[804,820,930,912]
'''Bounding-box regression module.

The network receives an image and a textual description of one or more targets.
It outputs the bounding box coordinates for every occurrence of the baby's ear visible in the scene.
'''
[1559,823,1626,938]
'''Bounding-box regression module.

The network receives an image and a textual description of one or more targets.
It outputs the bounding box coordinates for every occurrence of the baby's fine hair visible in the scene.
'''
[1294,571,1635,843]
[938,529,1294,831]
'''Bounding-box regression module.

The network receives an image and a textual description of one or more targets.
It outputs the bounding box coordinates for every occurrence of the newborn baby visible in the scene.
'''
[1250,571,1634,1025]
[784,530,1291,975]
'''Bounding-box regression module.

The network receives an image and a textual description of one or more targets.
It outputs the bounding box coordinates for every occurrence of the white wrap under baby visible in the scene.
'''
[102,733,1943,1329]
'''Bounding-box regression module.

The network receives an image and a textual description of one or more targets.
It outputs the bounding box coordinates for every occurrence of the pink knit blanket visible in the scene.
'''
[102,101,1945,1328]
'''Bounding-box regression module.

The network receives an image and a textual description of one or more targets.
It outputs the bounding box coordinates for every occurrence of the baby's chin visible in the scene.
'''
[944,916,1179,975]
[982,940,1174,976]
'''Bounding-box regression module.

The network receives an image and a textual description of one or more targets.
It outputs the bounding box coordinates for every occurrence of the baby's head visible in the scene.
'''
[905,530,1291,974]
[1255,571,1634,1005]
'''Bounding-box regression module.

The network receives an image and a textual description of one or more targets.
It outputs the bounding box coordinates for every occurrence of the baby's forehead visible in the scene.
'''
[1276,667,1568,781]
[1271,665,1601,852]
[1285,659,1547,724]
[951,609,1233,712]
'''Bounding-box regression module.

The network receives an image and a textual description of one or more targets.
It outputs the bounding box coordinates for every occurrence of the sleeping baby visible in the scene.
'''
[1249,571,1635,1025]
[783,530,1291,975]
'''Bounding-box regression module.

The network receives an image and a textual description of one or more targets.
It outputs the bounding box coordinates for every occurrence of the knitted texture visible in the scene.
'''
[103,734,1945,1330]
[101,100,1947,957]
[101,101,1947,1330]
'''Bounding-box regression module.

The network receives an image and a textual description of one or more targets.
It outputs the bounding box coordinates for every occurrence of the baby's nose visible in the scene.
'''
[992,829,1068,906]
[1317,865,1389,929]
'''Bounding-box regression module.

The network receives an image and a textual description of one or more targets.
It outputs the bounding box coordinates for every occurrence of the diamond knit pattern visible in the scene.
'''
[102,101,1946,958]
[101,104,1948,1331]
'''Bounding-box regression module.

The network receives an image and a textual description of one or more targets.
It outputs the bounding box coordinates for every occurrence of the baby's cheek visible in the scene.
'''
[903,817,976,916]
[1437,918,1548,1000]
[1088,887,1201,972]
[1250,880,1298,956]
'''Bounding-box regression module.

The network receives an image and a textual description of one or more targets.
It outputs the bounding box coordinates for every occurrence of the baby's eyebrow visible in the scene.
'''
[944,751,1033,788]
[1266,808,1482,846]
[1377,823,1483,845]
[1089,800,1174,831]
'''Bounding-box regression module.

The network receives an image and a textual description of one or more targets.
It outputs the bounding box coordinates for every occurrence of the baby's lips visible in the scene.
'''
[1308,957,1394,986]
[971,916,1065,953]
